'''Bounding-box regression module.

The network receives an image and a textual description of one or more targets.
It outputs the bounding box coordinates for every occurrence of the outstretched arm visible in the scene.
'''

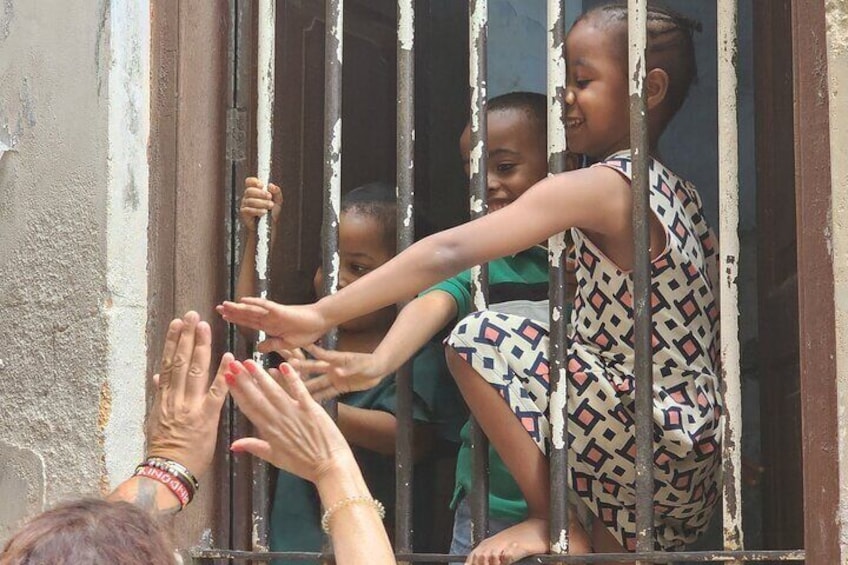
[219,166,631,346]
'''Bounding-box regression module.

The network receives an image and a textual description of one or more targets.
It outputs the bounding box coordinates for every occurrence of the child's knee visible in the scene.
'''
[444,345,468,378]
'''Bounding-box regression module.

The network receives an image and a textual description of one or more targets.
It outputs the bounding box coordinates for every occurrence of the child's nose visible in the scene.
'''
[565,88,576,106]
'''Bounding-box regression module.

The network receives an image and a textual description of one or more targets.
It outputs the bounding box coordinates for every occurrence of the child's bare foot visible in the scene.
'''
[465,518,549,565]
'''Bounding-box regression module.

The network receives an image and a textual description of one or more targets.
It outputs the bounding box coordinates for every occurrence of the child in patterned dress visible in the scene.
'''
[219,3,720,564]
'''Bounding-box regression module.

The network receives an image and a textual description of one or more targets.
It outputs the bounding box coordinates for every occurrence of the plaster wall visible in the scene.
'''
[824,1,848,561]
[0,0,149,540]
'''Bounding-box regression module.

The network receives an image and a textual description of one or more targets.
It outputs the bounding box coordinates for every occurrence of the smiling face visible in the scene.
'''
[564,18,631,159]
[459,108,548,213]
[313,208,396,332]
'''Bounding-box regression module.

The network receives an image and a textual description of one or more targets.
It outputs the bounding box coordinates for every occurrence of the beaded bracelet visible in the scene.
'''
[321,496,386,534]
[145,457,200,493]
[134,465,191,510]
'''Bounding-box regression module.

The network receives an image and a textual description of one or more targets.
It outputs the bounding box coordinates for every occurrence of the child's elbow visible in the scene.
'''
[426,232,468,280]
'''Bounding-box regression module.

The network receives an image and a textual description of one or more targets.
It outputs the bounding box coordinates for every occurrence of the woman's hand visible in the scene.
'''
[217,298,330,348]
[240,177,283,232]
[227,360,354,485]
[146,311,231,479]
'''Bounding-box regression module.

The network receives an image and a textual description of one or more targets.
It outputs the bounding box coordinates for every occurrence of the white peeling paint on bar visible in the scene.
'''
[403,203,413,228]
[255,0,276,359]
[550,372,568,449]
[717,0,745,556]
[551,529,569,554]
[327,116,343,294]
[398,0,414,51]
[547,0,567,157]
[628,0,646,99]
[469,0,487,313]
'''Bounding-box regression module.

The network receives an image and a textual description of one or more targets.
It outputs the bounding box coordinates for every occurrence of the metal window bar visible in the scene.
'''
[546,0,570,556]
[717,1,744,562]
[468,0,491,548]
[395,0,416,561]
[627,1,654,561]
[251,0,276,554]
[322,1,343,561]
[187,0,816,562]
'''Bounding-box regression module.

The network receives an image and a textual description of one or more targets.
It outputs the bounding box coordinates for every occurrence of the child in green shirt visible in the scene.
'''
[287,93,578,561]
[235,180,461,563]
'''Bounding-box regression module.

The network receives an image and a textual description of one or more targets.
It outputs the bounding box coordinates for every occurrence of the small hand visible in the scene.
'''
[217,298,329,348]
[240,177,283,232]
[146,311,231,478]
[291,344,387,401]
[227,360,353,485]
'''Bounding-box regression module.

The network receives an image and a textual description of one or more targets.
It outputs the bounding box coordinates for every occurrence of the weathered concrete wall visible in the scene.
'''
[0,0,149,541]
[825,1,848,561]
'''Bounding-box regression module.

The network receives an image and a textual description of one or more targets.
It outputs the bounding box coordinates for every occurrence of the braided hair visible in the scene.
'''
[576,2,702,121]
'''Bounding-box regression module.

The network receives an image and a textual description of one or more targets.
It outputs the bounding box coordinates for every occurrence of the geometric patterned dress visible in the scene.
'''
[446,151,723,550]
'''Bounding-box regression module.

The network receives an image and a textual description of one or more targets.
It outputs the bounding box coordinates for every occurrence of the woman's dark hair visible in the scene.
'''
[576,2,702,121]
[1,498,173,565]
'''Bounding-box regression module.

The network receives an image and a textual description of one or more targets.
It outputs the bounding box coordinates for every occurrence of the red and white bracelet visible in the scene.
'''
[134,462,194,509]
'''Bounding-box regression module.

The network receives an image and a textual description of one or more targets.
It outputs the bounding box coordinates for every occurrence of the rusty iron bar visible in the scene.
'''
[321,0,343,560]
[394,0,416,559]
[251,0,277,553]
[226,0,253,553]
[322,0,343,349]
[717,0,744,560]
[467,0,490,546]
[546,0,570,555]
[186,549,807,563]
[627,0,654,559]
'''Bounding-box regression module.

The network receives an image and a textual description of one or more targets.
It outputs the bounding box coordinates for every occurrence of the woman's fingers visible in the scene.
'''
[277,363,313,405]
[226,360,277,430]
[204,352,233,417]
[158,318,184,389]
[169,312,199,402]
[185,320,212,400]
[230,437,274,463]
[243,359,293,411]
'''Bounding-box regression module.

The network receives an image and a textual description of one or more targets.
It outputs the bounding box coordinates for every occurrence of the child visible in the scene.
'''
[288,92,579,563]
[235,180,457,563]
[220,3,720,563]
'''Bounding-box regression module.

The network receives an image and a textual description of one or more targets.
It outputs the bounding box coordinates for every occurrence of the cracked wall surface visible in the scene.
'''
[0,0,148,541]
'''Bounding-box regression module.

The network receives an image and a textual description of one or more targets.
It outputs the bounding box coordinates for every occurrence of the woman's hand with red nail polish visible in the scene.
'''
[228,361,352,486]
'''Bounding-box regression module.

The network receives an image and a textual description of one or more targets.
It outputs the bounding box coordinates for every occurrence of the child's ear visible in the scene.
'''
[646,68,670,112]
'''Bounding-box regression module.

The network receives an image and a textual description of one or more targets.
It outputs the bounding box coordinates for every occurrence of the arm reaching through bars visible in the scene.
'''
[271,290,457,400]
[234,177,284,340]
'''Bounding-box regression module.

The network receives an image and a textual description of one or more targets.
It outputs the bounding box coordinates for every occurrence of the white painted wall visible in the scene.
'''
[0,0,149,540]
